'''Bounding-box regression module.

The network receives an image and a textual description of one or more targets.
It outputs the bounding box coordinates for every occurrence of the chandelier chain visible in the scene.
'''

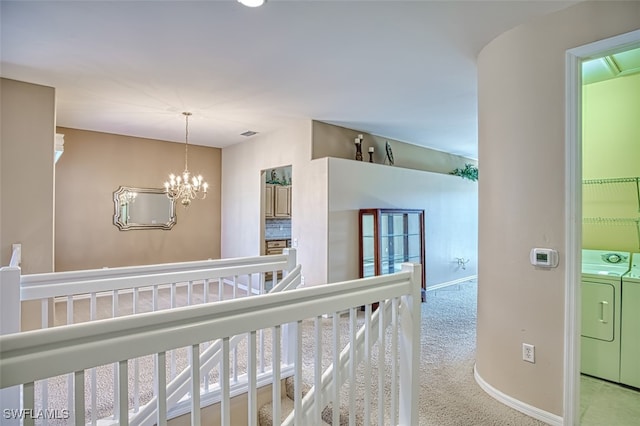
[184,112,190,172]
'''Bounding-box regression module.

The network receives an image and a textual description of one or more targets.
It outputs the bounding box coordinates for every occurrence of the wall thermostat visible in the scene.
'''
[530,248,559,268]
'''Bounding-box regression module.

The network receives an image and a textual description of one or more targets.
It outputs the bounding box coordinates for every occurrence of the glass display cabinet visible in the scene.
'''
[359,208,426,301]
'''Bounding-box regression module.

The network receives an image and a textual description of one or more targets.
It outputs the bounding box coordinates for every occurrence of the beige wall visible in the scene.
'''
[312,120,477,175]
[55,128,221,271]
[1,78,56,331]
[1,78,55,273]
[477,0,640,417]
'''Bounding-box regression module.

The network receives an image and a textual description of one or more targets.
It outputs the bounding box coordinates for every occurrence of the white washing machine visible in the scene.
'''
[621,252,640,389]
[581,249,631,382]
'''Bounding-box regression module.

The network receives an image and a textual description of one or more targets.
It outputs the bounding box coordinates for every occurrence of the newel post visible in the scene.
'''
[398,262,421,426]
[0,265,22,424]
[283,247,296,275]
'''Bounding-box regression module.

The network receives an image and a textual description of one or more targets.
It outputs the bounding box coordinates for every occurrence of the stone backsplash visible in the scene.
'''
[265,218,291,240]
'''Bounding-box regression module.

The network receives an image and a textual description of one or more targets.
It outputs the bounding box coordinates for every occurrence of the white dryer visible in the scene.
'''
[581,249,631,382]
[621,252,640,389]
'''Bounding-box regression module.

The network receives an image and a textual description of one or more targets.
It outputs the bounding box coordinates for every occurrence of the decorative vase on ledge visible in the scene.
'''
[354,134,364,161]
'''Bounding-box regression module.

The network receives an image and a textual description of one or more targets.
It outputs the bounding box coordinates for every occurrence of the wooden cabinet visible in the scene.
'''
[265,239,291,280]
[265,185,274,218]
[274,185,291,217]
[359,208,426,301]
[265,184,291,218]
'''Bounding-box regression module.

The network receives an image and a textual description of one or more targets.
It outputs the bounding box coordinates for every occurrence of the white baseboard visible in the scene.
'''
[426,275,477,292]
[473,364,563,426]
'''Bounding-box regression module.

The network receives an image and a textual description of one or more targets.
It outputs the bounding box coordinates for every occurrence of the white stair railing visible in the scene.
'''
[0,262,421,426]
[0,249,298,425]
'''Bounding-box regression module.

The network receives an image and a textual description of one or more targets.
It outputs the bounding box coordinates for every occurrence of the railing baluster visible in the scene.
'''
[133,289,140,413]
[204,278,210,303]
[232,277,238,384]
[113,290,119,420]
[272,326,281,426]
[66,295,73,324]
[191,344,201,426]
[314,316,322,422]
[259,329,265,374]
[113,289,119,317]
[391,297,399,425]
[349,307,357,426]
[294,320,303,426]
[221,338,230,426]
[67,370,74,419]
[90,292,97,425]
[75,370,85,425]
[23,381,35,426]
[232,338,238,384]
[156,352,167,426]
[118,360,129,426]
[364,304,372,426]
[218,277,223,301]
[66,293,74,418]
[332,312,340,426]
[153,284,159,312]
[170,285,177,382]
[248,331,257,426]
[378,300,385,424]
[171,282,177,309]
[232,275,237,299]
[40,300,49,426]
[41,299,48,329]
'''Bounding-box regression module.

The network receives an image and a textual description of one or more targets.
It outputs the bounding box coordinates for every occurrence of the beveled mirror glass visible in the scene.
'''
[113,186,176,230]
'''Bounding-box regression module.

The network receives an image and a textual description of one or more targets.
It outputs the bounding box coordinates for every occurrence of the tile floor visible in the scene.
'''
[580,374,640,425]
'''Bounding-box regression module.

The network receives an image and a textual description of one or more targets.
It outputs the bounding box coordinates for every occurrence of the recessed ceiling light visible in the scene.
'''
[237,0,265,7]
[241,131,258,137]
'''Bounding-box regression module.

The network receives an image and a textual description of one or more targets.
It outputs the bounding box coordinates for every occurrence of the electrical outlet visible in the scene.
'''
[522,343,535,363]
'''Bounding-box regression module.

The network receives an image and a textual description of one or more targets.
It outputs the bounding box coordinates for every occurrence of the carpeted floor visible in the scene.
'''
[416,280,547,425]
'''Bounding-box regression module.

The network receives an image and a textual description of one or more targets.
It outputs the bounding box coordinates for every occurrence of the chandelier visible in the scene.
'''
[164,112,208,207]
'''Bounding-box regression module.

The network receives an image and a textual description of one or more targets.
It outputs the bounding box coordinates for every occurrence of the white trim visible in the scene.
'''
[425,275,477,292]
[563,44,582,426]
[563,29,640,426]
[474,364,562,426]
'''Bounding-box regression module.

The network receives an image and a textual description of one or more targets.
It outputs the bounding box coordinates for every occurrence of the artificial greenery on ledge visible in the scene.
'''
[450,163,478,181]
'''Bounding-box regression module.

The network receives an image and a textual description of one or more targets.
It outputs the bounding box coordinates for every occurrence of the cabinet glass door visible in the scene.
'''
[361,212,376,277]
[359,208,425,296]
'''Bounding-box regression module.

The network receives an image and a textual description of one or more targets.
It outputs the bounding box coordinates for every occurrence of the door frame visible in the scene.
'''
[563,29,640,425]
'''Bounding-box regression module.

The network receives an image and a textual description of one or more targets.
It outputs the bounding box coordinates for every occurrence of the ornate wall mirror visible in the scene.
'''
[113,186,176,230]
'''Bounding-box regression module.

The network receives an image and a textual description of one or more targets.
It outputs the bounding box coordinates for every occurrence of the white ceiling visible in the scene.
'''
[1,0,580,159]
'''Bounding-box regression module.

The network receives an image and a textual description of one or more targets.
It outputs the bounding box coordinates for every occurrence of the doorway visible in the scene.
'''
[261,165,293,287]
[565,29,640,425]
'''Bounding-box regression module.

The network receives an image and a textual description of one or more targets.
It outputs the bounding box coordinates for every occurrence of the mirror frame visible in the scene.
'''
[113,186,176,231]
